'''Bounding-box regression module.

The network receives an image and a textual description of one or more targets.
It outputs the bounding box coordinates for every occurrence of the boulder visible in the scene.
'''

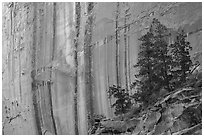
[132,117,145,135]
[100,120,126,133]
[143,111,161,132]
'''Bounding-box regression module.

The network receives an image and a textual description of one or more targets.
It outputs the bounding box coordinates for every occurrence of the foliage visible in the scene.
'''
[133,18,192,107]
[133,18,172,106]
[93,114,106,121]
[169,30,192,89]
[107,85,132,116]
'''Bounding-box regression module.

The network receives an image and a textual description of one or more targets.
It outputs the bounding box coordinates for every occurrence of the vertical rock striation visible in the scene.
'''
[84,2,95,129]
[2,2,202,135]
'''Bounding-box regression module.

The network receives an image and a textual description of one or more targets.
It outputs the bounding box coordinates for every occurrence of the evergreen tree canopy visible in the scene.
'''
[169,30,192,88]
[107,85,132,116]
[133,18,192,107]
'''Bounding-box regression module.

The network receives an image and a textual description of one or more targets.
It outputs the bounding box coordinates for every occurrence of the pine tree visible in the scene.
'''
[133,32,156,106]
[149,18,172,91]
[169,30,192,89]
[107,85,132,116]
[133,18,172,106]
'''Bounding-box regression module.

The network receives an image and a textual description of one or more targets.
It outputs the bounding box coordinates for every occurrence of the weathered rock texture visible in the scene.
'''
[89,70,202,135]
[2,2,202,135]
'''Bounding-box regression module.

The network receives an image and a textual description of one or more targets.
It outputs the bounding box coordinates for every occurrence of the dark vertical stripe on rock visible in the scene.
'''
[18,21,22,102]
[31,3,42,135]
[11,2,16,100]
[115,2,120,87]
[127,24,131,93]
[124,6,128,93]
[84,2,94,130]
[47,82,57,134]
[49,2,57,135]
[125,5,131,93]
[74,2,81,135]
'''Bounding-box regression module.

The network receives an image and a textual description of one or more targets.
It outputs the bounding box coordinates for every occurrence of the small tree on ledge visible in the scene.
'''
[107,85,132,116]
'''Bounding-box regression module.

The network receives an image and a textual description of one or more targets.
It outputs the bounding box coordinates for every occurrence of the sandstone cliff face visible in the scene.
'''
[91,2,202,118]
[2,2,84,135]
[2,2,202,135]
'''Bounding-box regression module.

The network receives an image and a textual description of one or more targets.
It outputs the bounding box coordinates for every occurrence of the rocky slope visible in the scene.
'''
[90,68,202,135]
